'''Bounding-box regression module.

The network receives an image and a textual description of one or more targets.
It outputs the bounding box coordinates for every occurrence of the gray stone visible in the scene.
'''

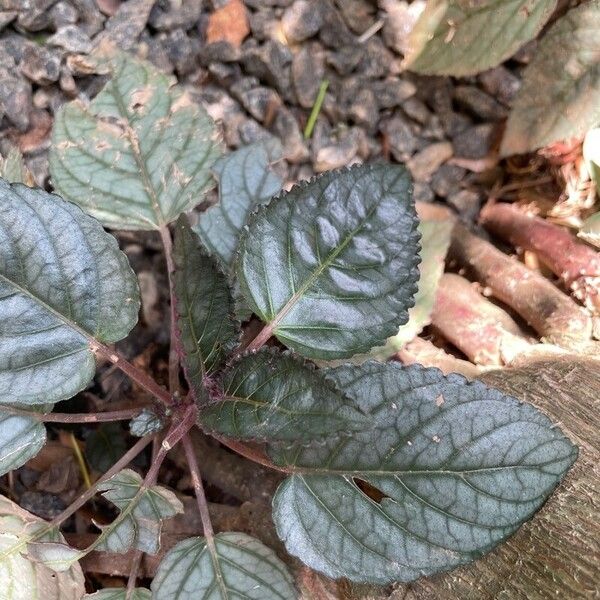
[314,129,360,172]
[272,106,309,163]
[242,40,293,97]
[248,10,279,40]
[326,44,362,75]
[453,85,507,121]
[230,76,261,101]
[347,87,378,131]
[149,0,203,31]
[48,25,93,54]
[402,96,431,125]
[239,119,273,145]
[0,11,17,31]
[413,182,434,203]
[407,141,453,182]
[430,164,466,198]
[198,41,241,65]
[94,0,155,51]
[292,43,325,108]
[20,44,61,85]
[379,112,418,162]
[0,74,31,130]
[239,86,282,124]
[72,0,105,36]
[380,0,424,55]
[478,66,521,106]
[282,0,323,42]
[371,78,416,109]
[16,0,55,31]
[356,38,394,79]
[439,110,472,138]
[452,123,498,159]
[447,189,482,220]
[337,0,376,34]
[162,29,201,76]
[49,1,78,28]
[319,0,355,47]
[208,62,240,87]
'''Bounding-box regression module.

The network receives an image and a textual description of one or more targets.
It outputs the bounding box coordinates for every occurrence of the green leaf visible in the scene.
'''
[0,495,85,599]
[501,1,600,156]
[236,164,420,360]
[151,532,296,600]
[95,469,183,554]
[0,180,140,405]
[85,589,151,600]
[26,541,83,572]
[0,408,46,476]
[404,0,557,77]
[199,349,368,443]
[49,52,220,230]
[195,139,283,268]
[86,423,128,473]
[271,361,577,584]
[0,148,32,185]
[173,215,239,390]
[129,408,164,437]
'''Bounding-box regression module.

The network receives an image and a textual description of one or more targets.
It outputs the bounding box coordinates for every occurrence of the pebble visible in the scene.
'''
[453,85,507,121]
[348,88,379,131]
[282,0,323,42]
[447,189,482,220]
[379,112,418,162]
[0,74,31,130]
[314,129,361,172]
[402,96,431,125]
[149,0,203,31]
[242,40,293,97]
[336,0,376,34]
[239,86,282,124]
[407,141,453,182]
[371,78,416,109]
[478,66,521,106]
[413,182,434,203]
[380,0,425,55]
[319,0,355,47]
[20,44,61,85]
[272,106,309,163]
[430,164,466,198]
[452,123,498,159]
[48,25,93,54]
[292,43,325,108]
[94,0,155,50]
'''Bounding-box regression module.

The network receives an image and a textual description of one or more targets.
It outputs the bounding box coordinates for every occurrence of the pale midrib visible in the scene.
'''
[0,272,92,343]
[110,85,165,229]
[265,204,379,333]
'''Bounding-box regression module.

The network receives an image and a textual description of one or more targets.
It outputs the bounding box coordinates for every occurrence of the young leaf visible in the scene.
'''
[0,409,46,476]
[271,361,577,584]
[173,215,238,390]
[151,532,296,600]
[129,408,164,437]
[95,469,183,554]
[199,349,368,443]
[50,52,220,231]
[404,0,557,77]
[195,139,284,267]
[237,164,420,359]
[86,423,128,473]
[0,180,140,405]
[501,1,600,155]
[0,495,85,599]
[85,589,151,599]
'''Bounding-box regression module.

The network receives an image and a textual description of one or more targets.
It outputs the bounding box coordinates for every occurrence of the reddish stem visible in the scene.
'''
[211,434,291,474]
[243,324,274,354]
[182,434,215,538]
[159,224,181,394]
[48,434,155,530]
[449,223,592,345]
[91,342,173,407]
[480,202,600,313]
[0,406,147,424]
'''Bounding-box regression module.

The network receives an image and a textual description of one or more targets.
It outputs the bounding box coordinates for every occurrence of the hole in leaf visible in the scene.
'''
[353,477,388,504]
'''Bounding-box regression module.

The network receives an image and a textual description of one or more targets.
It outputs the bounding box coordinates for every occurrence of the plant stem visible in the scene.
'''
[49,434,155,530]
[182,434,214,538]
[243,323,274,354]
[211,434,291,474]
[0,406,146,423]
[303,79,329,139]
[126,550,144,599]
[91,341,173,407]
[159,224,181,394]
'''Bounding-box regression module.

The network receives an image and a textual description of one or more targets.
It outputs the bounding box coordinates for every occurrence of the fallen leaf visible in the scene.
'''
[206,0,249,48]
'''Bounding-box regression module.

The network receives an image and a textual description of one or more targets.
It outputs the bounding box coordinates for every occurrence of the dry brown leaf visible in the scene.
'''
[206,0,250,48]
